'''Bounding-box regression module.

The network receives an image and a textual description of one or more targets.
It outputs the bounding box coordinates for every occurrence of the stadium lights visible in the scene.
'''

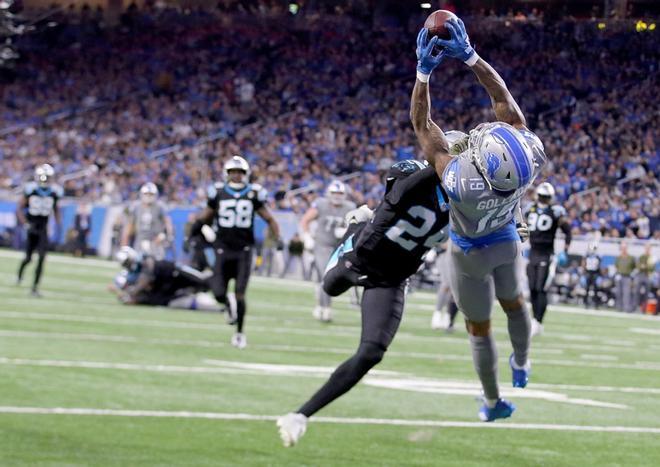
[421,3,432,9]
[289,3,299,15]
[649,23,656,31]
[597,22,606,30]
[635,20,648,32]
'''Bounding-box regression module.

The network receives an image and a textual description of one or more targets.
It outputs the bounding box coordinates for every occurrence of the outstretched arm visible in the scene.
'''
[440,18,526,128]
[410,79,452,176]
[469,58,526,128]
[410,28,453,177]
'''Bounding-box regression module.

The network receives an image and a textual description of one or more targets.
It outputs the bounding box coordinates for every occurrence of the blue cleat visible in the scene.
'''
[510,353,530,388]
[479,398,516,422]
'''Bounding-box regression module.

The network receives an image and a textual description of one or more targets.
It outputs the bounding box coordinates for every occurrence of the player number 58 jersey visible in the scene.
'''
[207,182,267,250]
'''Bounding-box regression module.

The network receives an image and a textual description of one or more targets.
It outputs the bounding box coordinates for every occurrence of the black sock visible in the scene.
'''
[236,298,246,333]
[448,300,459,326]
[298,342,384,417]
[33,255,45,290]
[18,257,31,281]
[530,290,540,321]
[537,291,548,323]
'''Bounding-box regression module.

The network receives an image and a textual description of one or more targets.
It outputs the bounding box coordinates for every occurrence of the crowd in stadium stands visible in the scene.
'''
[0,3,658,238]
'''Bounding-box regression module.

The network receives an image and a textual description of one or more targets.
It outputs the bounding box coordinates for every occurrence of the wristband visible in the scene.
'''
[416,70,430,83]
[464,52,480,67]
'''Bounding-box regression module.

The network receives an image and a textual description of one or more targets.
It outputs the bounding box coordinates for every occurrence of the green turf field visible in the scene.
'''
[0,248,659,466]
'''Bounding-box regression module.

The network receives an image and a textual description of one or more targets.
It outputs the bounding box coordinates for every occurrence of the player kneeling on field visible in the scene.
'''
[277,160,450,447]
[109,246,220,312]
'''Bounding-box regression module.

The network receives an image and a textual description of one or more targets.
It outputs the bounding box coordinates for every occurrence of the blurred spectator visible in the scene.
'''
[583,245,602,308]
[615,243,636,312]
[73,203,92,257]
[634,244,656,311]
[281,233,306,279]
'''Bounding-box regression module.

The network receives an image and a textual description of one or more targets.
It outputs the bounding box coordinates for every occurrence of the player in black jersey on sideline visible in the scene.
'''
[277,159,450,447]
[525,182,572,336]
[16,164,62,297]
[192,155,281,349]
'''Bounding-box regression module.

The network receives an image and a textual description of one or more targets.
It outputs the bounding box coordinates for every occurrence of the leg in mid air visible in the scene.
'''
[17,230,38,286]
[493,251,532,389]
[313,246,334,322]
[448,242,519,422]
[278,262,405,446]
[231,249,253,349]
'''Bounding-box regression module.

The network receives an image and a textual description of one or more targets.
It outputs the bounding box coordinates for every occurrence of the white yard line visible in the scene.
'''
[0,406,657,434]
[0,310,645,356]
[630,327,660,336]
[1,327,657,371]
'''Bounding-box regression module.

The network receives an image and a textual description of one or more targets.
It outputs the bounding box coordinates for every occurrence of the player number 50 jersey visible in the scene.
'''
[207,182,267,250]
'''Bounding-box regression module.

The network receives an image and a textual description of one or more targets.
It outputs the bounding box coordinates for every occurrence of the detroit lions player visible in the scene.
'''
[121,182,173,260]
[411,18,546,421]
[526,182,572,336]
[193,155,281,349]
[277,159,449,447]
[16,164,62,297]
[300,180,356,322]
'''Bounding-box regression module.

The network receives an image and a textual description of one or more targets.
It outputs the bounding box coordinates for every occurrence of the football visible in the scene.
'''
[423,9,458,40]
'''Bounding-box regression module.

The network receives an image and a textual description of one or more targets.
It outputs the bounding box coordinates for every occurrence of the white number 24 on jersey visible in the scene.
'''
[385,205,447,251]
[218,199,253,228]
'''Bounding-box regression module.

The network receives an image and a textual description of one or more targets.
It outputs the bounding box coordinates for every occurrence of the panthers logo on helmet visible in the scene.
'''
[392,159,426,174]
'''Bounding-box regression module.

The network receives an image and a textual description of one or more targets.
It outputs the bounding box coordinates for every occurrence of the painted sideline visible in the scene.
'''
[0,406,658,434]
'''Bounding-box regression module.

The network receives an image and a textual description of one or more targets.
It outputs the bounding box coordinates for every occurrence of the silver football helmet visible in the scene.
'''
[326,180,347,206]
[34,164,54,187]
[140,182,159,204]
[536,182,555,205]
[223,155,250,187]
[467,122,536,192]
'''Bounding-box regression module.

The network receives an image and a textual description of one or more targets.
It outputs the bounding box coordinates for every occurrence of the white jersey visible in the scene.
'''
[313,197,356,248]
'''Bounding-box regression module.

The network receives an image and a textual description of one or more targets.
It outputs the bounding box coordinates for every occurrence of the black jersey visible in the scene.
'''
[23,182,62,229]
[526,203,567,254]
[342,163,450,286]
[207,182,267,251]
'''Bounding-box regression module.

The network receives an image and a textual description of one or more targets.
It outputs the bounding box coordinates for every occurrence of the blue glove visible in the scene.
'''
[416,28,445,76]
[437,18,478,65]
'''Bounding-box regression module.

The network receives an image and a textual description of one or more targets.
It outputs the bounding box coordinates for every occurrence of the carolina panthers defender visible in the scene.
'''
[194,155,281,349]
[300,180,356,322]
[109,246,219,311]
[411,18,546,421]
[121,182,173,259]
[526,182,572,336]
[277,159,449,447]
[16,164,62,297]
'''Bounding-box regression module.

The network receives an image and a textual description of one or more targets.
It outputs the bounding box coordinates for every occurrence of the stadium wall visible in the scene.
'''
[0,198,658,265]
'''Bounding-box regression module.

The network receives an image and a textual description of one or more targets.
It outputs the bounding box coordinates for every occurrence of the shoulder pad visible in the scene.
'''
[251,184,267,202]
[552,205,566,217]
[24,182,37,195]
[52,184,64,197]
[207,184,220,200]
